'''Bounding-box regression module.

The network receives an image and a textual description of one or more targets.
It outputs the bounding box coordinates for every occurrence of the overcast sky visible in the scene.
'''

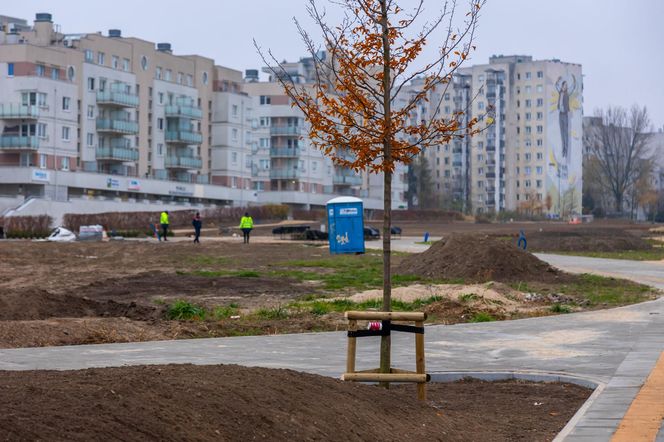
[5,0,664,129]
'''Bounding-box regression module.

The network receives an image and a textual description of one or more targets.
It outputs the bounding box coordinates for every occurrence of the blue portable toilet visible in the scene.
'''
[327,196,365,254]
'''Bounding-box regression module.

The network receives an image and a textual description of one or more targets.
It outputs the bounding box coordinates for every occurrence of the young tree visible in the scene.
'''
[258,0,485,379]
[584,105,653,214]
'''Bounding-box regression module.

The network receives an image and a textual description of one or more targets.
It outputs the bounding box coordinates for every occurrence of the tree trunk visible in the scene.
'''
[379,0,392,385]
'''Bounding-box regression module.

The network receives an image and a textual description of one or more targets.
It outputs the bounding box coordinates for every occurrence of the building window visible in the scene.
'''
[67,66,75,81]
[232,128,238,141]
[165,70,172,81]
[51,68,60,80]
[525,99,532,108]
[259,138,270,148]
[97,52,105,65]
[87,77,95,91]
[141,56,148,71]
[62,126,70,141]
[186,74,193,87]
[7,62,14,76]
[87,105,95,119]
[232,105,238,117]
[157,118,164,130]
[517,73,521,80]
[61,157,70,171]
[39,154,47,169]
[536,112,543,120]
[536,125,543,134]
[157,143,163,155]
[259,159,269,169]
[62,97,71,111]
[525,72,531,80]
[202,72,209,85]
[177,72,183,84]
[259,117,270,127]
[536,167,543,175]
[84,50,93,62]
[259,95,271,105]
[525,126,532,134]
[525,139,532,147]
[525,112,531,121]
[525,167,531,176]
[37,123,47,139]
[112,56,119,69]
[525,153,531,161]
[537,71,543,79]
[158,93,164,104]
[87,133,94,147]
[36,65,45,77]
[536,152,543,160]
[231,152,238,164]
[478,102,485,110]
[525,86,531,94]
[156,67,162,80]
[444,93,450,100]
[536,98,544,107]
[536,85,543,93]
[478,167,484,175]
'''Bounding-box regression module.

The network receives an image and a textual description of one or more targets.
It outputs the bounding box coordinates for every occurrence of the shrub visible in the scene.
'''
[2,215,52,239]
[167,300,207,321]
[255,305,289,320]
[213,303,240,319]
[469,312,495,323]
[550,304,572,314]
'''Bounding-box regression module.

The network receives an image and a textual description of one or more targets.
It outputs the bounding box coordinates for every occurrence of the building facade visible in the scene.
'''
[406,55,583,216]
[0,13,404,220]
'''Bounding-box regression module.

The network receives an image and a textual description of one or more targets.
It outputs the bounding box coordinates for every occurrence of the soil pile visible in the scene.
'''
[397,234,565,283]
[525,227,651,252]
[0,364,590,441]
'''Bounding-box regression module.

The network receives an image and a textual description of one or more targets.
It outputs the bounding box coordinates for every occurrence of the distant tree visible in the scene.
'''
[584,105,653,214]
[258,0,485,380]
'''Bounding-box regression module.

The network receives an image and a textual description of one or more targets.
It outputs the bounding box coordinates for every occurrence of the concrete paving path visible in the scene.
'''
[1,250,663,440]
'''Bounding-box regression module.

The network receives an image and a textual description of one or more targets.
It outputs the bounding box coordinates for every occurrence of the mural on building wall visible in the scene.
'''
[547,65,582,217]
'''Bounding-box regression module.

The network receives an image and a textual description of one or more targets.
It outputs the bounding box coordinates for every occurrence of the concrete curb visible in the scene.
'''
[427,370,605,442]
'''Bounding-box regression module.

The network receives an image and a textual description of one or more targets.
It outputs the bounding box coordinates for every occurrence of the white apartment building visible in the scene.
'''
[0,13,395,221]
[406,55,583,216]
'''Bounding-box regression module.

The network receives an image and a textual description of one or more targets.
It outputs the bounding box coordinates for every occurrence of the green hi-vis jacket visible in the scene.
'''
[160,212,169,225]
[239,216,253,229]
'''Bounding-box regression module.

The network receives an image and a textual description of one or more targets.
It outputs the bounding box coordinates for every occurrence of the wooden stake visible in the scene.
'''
[415,320,426,401]
[345,311,426,321]
[342,372,428,383]
[346,319,357,374]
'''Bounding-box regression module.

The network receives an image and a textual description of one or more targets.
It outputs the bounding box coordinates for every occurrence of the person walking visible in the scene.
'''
[192,212,202,244]
[239,212,254,244]
[160,210,170,241]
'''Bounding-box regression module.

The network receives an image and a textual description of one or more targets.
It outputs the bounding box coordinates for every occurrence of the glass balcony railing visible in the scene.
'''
[97,118,139,134]
[333,174,362,186]
[96,147,139,162]
[270,126,304,136]
[165,105,202,120]
[0,135,39,150]
[0,104,39,119]
[165,155,203,169]
[270,147,301,157]
[165,131,203,144]
[270,168,301,179]
[96,90,139,108]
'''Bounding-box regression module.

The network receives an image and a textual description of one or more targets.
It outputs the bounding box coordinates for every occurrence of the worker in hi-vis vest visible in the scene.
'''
[239,212,254,244]
[160,211,170,241]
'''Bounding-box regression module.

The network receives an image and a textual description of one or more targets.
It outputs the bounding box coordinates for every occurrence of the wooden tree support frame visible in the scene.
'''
[342,311,429,400]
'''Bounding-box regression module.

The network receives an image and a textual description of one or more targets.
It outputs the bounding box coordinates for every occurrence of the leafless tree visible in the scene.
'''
[584,105,653,213]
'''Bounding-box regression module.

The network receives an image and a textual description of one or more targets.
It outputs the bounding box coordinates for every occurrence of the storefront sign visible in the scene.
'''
[31,169,50,182]
[128,179,141,191]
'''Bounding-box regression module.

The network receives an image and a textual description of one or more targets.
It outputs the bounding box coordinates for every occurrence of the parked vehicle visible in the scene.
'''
[364,226,380,240]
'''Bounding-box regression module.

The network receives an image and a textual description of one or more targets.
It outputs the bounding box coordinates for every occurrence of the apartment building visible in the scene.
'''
[0,13,393,220]
[407,55,583,216]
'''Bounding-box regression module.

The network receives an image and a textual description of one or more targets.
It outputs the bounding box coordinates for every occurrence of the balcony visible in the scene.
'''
[270,168,301,180]
[96,90,139,108]
[270,125,304,136]
[97,118,139,135]
[270,147,301,158]
[452,161,463,167]
[333,174,362,186]
[165,155,203,169]
[486,172,496,178]
[165,104,203,120]
[165,131,203,145]
[486,144,496,152]
[452,147,462,154]
[0,104,39,119]
[485,199,496,206]
[0,135,39,151]
[96,146,139,162]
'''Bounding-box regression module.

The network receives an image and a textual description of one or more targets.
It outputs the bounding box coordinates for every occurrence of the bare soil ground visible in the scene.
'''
[0,236,658,348]
[0,364,591,442]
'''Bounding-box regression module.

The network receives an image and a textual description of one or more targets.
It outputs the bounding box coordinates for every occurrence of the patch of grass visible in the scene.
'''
[459,293,479,303]
[255,305,289,320]
[235,270,260,278]
[550,303,572,313]
[415,241,433,245]
[153,298,166,305]
[561,273,655,306]
[213,303,240,319]
[167,300,207,321]
[469,312,496,323]
[310,303,332,316]
[554,248,664,261]
[294,295,443,315]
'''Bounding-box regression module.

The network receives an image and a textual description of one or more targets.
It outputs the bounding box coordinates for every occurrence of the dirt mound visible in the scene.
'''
[525,228,651,252]
[397,234,565,283]
[0,289,161,321]
[0,364,590,441]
